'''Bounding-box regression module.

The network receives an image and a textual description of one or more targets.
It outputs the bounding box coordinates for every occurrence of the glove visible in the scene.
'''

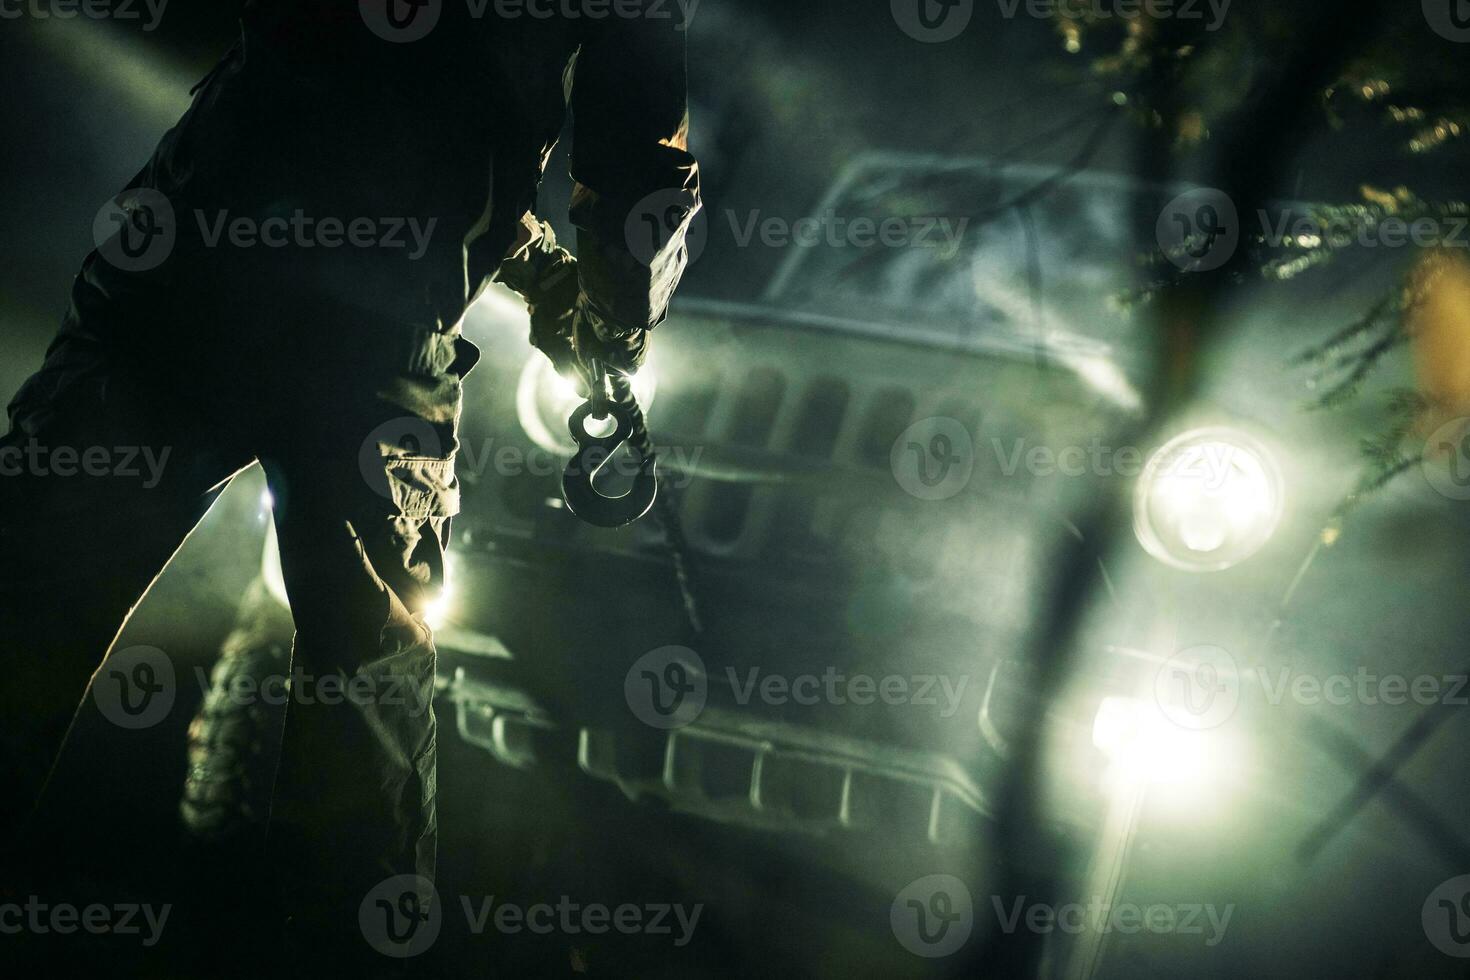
[495,219,581,379]
[496,217,650,386]
[570,292,649,378]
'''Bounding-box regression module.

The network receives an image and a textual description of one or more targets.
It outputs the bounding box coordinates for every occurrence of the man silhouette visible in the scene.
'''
[0,0,699,965]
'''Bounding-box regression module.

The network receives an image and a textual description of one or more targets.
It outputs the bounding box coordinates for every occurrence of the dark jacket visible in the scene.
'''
[137,0,701,340]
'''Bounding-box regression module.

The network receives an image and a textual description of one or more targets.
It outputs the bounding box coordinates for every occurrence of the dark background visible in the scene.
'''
[5,3,1470,978]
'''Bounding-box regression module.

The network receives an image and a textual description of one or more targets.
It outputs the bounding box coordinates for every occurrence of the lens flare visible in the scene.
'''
[422,553,457,631]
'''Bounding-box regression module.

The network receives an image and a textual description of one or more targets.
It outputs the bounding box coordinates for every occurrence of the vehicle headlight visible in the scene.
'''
[515,354,658,456]
[1091,695,1239,808]
[1133,427,1284,572]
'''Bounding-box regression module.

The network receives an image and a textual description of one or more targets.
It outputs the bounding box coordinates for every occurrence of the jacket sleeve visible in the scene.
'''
[568,1,702,339]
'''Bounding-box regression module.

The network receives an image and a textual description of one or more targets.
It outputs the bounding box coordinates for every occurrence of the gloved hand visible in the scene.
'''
[496,217,649,387]
[569,292,649,378]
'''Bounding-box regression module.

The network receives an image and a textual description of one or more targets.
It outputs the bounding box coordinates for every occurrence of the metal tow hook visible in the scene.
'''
[561,363,658,528]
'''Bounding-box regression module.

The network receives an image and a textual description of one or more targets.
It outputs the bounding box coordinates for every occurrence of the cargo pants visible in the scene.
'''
[0,227,477,959]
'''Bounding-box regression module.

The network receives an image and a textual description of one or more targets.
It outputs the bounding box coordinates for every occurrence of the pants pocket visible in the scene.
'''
[383,455,460,520]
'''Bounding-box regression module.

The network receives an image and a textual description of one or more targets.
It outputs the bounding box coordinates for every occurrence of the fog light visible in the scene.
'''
[1133,427,1283,572]
[1092,696,1218,790]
